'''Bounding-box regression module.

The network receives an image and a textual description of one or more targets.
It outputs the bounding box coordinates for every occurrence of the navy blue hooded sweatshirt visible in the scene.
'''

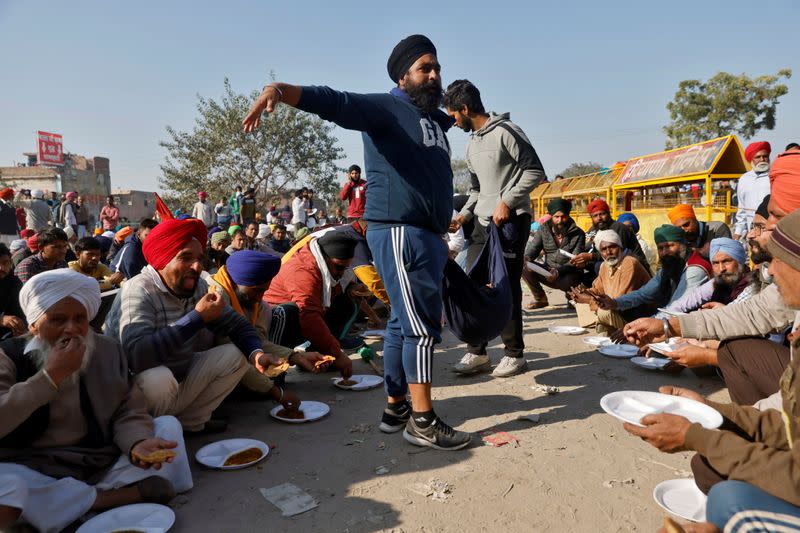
[296,86,454,234]
[111,233,147,279]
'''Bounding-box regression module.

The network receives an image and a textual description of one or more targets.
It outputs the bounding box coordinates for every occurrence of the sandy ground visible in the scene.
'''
[171,288,730,533]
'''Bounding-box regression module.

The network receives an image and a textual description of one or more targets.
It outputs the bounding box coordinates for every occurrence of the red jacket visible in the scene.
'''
[339,179,367,219]
[265,244,342,357]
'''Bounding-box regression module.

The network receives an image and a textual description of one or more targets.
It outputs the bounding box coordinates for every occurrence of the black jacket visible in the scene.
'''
[0,273,24,338]
[587,220,651,274]
[0,201,18,236]
[526,218,586,267]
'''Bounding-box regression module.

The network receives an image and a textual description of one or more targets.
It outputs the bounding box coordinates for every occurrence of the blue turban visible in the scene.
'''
[225,250,281,286]
[207,226,222,238]
[710,237,746,266]
[617,212,639,234]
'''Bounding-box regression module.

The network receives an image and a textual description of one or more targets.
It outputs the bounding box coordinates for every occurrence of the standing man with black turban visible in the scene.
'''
[244,34,470,451]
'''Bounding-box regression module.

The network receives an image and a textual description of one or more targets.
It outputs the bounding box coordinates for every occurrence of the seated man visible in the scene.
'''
[69,237,124,291]
[571,198,651,275]
[105,218,282,433]
[14,228,69,284]
[522,198,586,307]
[225,228,247,256]
[619,210,800,533]
[667,203,732,259]
[269,224,291,254]
[0,270,192,533]
[569,230,651,334]
[665,238,752,314]
[265,231,361,377]
[617,212,658,273]
[0,244,25,339]
[208,250,328,398]
[595,225,711,317]
[206,230,231,273]
[111,218,158,280]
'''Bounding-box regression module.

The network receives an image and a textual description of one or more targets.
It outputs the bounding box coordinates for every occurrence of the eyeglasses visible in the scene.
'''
[751,223,767,235]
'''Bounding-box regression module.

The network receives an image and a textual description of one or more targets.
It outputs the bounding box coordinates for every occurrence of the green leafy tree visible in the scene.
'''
[664,69,791,148]
[559,161,604,179]
[160,78,344,208]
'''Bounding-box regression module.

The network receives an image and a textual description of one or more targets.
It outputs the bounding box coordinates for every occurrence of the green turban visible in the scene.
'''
[653,224,686,244]
[547,198,572,216]
[295,227,310,240]
[227,225,241,236]
[211,231,230,246]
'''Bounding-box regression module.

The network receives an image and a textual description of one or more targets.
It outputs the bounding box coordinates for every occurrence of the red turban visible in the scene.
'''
[667,203,696,224]
[0,188,13,200]
[19,229,35,239]
[744,141,771,163]
[770,149,800,213]
[587,198,610,215]
[27,234,39,252]
[143,218,208,270]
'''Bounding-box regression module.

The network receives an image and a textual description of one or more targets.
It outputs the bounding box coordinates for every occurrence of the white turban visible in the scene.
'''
[595,229,623,249]
[31,189,44,199]
[19,270,101,325]
[257,223,271,240]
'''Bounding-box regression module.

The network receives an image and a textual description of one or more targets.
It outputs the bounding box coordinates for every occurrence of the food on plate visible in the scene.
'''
[276,407,306,420]
[223,447,264,466]
[338,378,359,387]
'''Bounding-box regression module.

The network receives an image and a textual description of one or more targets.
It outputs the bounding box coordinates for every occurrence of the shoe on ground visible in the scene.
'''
[339,336,365,350]
[379,403,411,433]
[526,300,549,310]
[453,352,491,374]
[492,356,528,377]
[403,416,471,451]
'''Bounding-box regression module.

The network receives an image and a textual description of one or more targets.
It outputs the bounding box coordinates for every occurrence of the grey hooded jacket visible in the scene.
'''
[458,112,546,225]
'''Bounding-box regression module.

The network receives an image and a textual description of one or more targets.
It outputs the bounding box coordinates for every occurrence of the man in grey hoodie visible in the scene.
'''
[446,79,546,377]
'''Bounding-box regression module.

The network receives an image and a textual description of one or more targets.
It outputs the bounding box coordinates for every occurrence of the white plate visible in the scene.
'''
[195,438,269,470]
[648,339,689,355]
[76,503,175,533]
[359,329,386,339]
[270,400,330,423]
[598,344,639,358]
[653,478,707,522]
[583,336,611,347]
[548,326,588,335]
[631,356,671,370]
[332,374,384,391]
[657,307,687,317]
[600,390,722,429]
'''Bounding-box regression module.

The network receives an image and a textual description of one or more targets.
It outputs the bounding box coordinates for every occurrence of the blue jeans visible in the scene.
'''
[708,480,800,531]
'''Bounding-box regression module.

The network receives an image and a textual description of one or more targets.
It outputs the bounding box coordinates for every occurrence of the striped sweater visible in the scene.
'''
[105,266,261,381]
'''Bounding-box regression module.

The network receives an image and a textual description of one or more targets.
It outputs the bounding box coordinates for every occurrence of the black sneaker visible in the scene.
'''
[379,403,411,433]
[403,416,472,450]
[339,336,365,350]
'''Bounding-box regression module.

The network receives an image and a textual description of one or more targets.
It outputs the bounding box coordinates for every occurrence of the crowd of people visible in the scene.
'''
[1,33,799,532]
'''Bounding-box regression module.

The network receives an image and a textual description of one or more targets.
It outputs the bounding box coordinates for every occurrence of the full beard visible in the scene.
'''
[30,331,96,381]
[749,239,772,264]
[405,78,444,114]
[754,162,770,173]
[714,270,743,289]
[660,254,687,282]
[605,256,621,267]
[234,288,256,310]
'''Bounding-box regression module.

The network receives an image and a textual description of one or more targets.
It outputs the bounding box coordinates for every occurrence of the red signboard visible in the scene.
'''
[617,137,728,185]
[37,130,64,166]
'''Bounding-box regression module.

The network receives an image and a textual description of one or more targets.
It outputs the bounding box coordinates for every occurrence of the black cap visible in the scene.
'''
[318,231,358,260]
[387,34,436,83]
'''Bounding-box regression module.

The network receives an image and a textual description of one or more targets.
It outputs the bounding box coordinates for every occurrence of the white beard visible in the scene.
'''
[754,162,770,173]
[30,331,96,381]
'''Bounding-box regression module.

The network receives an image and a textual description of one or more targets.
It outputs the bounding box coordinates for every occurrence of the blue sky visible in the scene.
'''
[1,0,797,194]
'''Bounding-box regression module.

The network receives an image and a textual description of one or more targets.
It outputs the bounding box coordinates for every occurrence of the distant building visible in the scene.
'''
[112,189,157,223]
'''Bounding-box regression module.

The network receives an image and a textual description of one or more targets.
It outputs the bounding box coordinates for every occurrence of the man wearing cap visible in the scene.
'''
[667,203,731,259]
[522,198,587,307]
[619,209,800,532]
[104,218,282,433]
[595,225,711,315]
[569,229,651,333]
[570,198,651,275]
[339,165,367,222]
[99,196,120,231]
[191,191,215,229]
[111,218,159,280]
[0,188,18,247]
[209,250,328,399]
[14,190,52,232]
[243,34,471,450]
[444,79,546,377]
[733,141,772,240]
[15,229,70,284]
[0,270,193,533]
[265,231,361,376]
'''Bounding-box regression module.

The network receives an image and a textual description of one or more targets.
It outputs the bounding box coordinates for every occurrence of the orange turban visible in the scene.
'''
[769,149,800,213]
[114,226,133,243]
[143,218,208,271]
[0,188,13,200]
[587,198,610,215]
[667,204,696,224]
[744,141,771,163]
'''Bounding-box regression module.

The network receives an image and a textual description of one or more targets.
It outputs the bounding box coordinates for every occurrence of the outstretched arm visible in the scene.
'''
[243,84,302,132]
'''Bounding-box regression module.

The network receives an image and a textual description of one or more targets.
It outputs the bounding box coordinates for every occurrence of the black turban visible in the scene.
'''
[547,198,572,216]
[756,194,771,220]
[387,34,437,83]
[318,232,358,260]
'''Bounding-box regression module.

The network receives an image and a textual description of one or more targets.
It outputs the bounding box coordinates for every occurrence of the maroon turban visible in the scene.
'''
[744,141,771,163]
[587,198,610,215]
[143,218,208,271]
[0,188,13,200]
